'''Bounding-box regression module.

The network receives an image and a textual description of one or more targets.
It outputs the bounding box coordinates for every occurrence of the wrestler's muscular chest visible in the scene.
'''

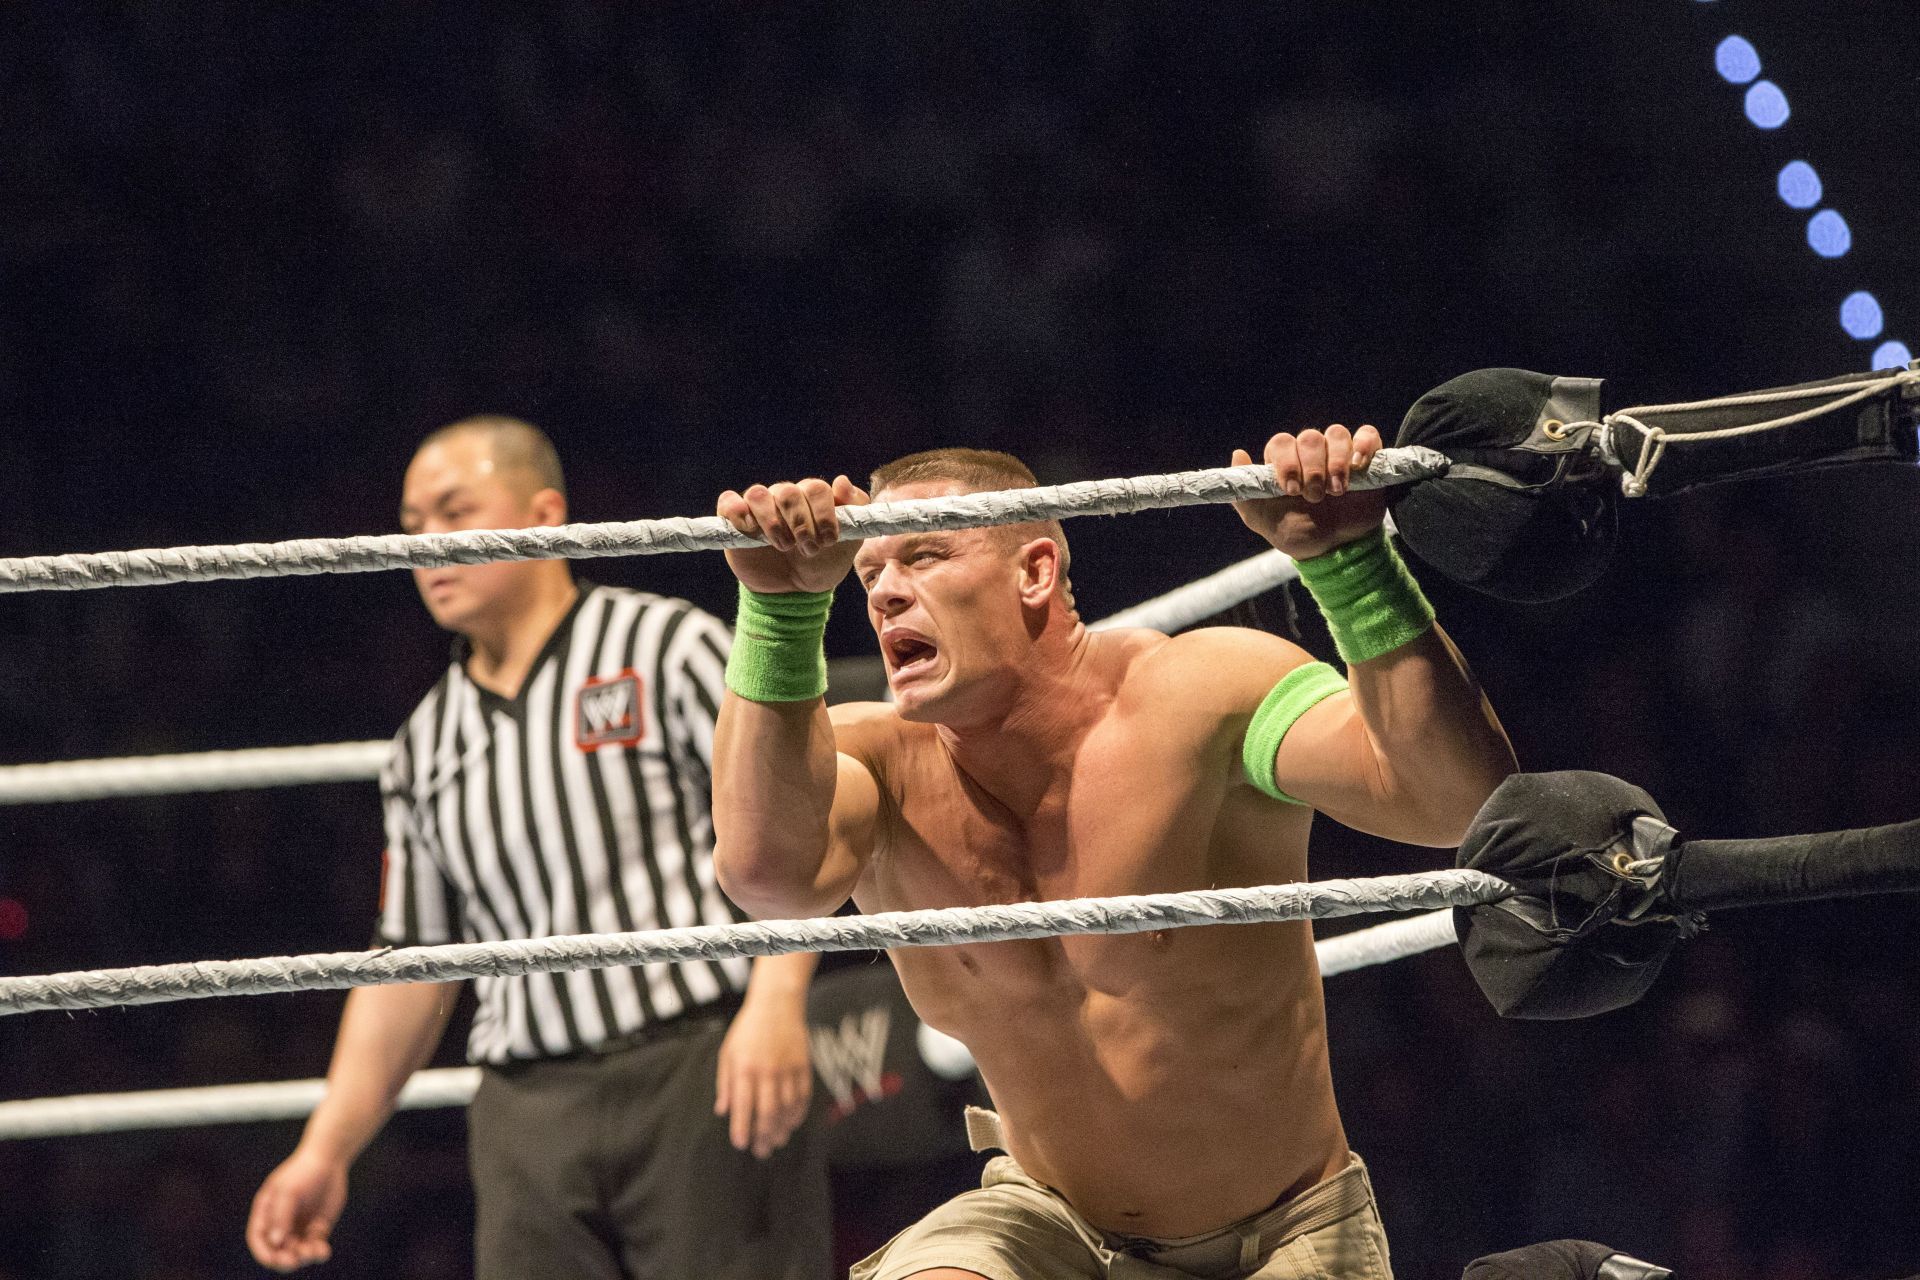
[864,712,1241,1018]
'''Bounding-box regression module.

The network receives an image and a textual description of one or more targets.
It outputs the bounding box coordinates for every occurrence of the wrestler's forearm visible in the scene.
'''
[712,691,842,914]
[1346,623,1517,843]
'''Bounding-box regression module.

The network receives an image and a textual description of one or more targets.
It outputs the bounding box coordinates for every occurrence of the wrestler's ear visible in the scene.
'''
[1015,537,1063,606]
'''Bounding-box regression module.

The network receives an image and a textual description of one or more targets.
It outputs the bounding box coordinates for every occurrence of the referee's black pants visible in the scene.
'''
[468,1005,832,1280]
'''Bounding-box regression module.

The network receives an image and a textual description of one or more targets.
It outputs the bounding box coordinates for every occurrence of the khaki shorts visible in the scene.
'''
[851,1110,1393,1280]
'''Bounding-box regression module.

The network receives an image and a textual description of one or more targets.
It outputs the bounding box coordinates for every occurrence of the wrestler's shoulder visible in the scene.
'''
[828,699,899,728]
[1109,626,1320,712]
[827,699,930,751]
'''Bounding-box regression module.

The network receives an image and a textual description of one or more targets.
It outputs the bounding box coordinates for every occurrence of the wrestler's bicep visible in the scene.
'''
[1270,692,1390,830]
[1276,693,1448,845]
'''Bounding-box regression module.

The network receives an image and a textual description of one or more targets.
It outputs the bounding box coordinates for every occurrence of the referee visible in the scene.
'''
[246,417,830,1279]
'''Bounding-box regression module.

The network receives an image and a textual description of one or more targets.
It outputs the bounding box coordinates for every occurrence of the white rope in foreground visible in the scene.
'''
[0,910,1459,1140]
[0,453,1445,593]
[0,872,1504,1016]
[0,548,1301,805]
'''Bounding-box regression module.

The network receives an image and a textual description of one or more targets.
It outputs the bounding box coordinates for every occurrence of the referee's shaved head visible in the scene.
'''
[416,415,566,499]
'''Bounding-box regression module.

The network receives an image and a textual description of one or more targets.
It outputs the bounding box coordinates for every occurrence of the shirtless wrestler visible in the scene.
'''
[710,428,1518,1280]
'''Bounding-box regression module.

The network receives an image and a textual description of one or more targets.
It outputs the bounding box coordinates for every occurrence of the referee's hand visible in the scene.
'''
[246,1147,346,1271]
[714,994,814,1160]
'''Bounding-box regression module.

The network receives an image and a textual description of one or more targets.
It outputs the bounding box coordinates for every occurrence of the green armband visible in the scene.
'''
[1241,661,1349,804]
[725,584,834,702]
[1293,527,1435,665]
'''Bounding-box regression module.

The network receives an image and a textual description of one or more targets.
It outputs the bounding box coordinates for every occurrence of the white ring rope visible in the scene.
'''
[0,909,1459,1140]
[0,870,1507,1017]
[0,741,392,805]
[0,548,1302,805]
[1089,547,1298,632]
[1313,905,1460,977]
[0,454,1445,593]
[0,1068,484,1142]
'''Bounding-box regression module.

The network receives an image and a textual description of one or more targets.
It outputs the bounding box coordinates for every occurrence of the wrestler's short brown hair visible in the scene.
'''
[869,447,1039,496]
[869,448,1072,603]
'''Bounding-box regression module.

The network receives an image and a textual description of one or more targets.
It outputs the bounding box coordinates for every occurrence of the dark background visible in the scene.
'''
[3,3,1919,1278]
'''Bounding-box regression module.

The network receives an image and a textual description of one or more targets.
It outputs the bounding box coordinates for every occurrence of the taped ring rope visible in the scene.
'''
[0,548,1301,805]
[0,909,1457,1140]
[0,870,1506,1016]
[0,454,1444,593]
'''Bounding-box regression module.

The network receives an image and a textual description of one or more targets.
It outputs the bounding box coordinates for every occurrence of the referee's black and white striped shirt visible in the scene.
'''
[375,582,749,1064]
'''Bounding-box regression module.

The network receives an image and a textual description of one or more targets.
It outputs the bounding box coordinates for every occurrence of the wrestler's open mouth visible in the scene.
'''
[884,630,939,680]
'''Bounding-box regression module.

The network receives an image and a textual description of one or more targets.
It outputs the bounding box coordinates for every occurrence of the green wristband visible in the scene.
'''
[725,584,834,702]
[1293,527,1435,665]
[1241,662,1349,804]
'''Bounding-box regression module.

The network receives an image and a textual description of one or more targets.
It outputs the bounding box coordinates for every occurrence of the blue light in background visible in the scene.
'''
[1840,292,1884,340]
[1744,80,1790,128]
[1701,13,1901,372]
[1776,161,1822,209]
[1807,209,1851,258]
[1715,36,1761,84]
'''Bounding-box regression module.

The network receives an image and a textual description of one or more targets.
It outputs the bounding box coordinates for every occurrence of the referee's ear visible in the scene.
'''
[528,486,568,528]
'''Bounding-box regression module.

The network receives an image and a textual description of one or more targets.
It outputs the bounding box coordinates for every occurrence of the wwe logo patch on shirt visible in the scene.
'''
[575,670,645,750]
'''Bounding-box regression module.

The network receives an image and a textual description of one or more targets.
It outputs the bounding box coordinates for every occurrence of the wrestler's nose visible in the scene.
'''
[869,563,915,617]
